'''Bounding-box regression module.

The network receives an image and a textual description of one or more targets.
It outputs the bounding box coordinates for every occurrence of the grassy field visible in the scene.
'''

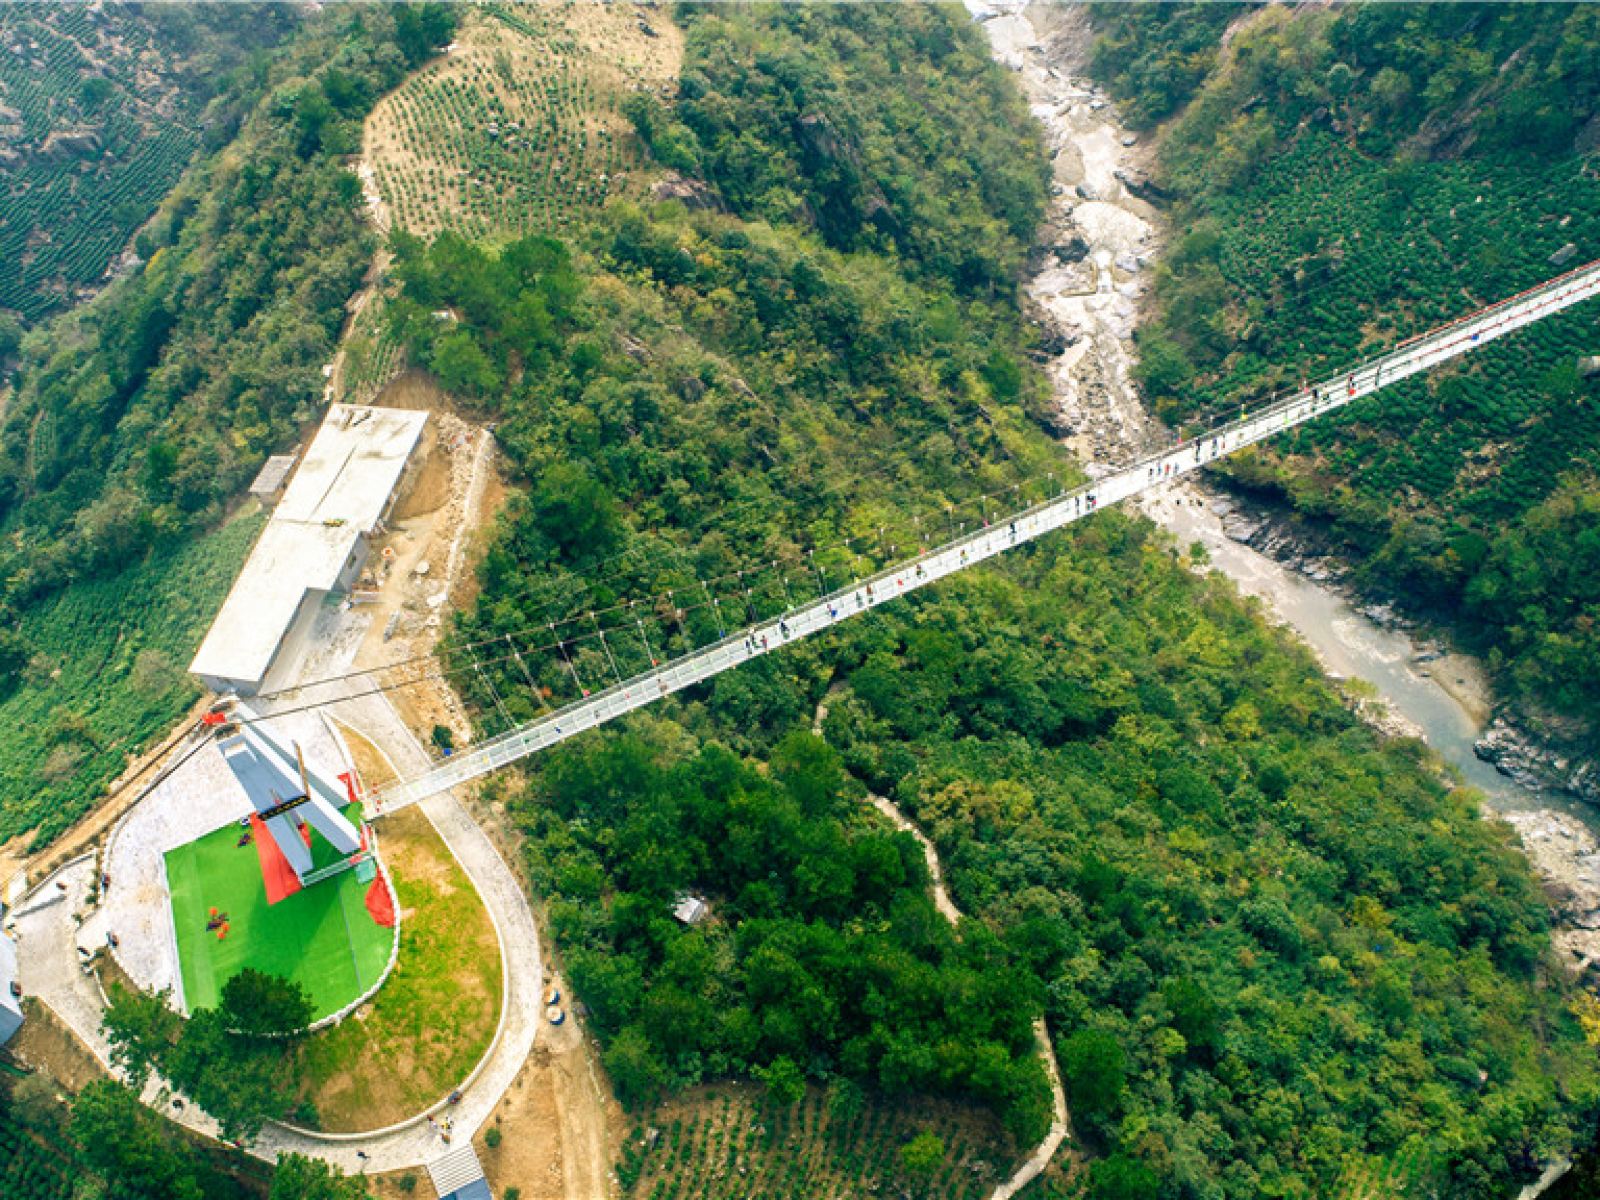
[293,804,501,1131]
[165,803,393,1021]
[364,1,681,242]
[618,1084,1023,1200]
[0,508,265,850]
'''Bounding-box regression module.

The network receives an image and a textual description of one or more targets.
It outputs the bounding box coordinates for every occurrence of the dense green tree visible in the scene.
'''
[271,1154,372,1200]
[898,1131,946,1184]
[102,983,182,1087]
[167,1008,297,1142]
[221,968,314,1037]
[1059,1029,1126,1132]
[627,4,1049,297]
[758,1056,806,1108]
[71,1080,203,1200]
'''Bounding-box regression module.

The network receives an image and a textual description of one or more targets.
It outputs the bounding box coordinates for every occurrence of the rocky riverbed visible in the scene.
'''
[1204,487,1600,808]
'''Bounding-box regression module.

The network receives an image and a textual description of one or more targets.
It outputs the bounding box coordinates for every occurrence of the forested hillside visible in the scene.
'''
[0,4,457,848]
[392,1,1061,1147]
[0,3,300,326]
[1096,3,1600,729]
[404,5,1600,1196]
[625,3,1050,296]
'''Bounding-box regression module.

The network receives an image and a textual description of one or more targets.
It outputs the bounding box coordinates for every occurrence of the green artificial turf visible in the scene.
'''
[164,806,394,1021]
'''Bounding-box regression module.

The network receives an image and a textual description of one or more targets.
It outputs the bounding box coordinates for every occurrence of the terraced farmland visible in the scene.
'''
[0,5,296,323]
[365,1,681,242]
[618,1085,1025,1200]
[0,1112,77,1200]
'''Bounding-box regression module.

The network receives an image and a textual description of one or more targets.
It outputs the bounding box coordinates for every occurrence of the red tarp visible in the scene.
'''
[364,874,395,927]
[250,812,303,905]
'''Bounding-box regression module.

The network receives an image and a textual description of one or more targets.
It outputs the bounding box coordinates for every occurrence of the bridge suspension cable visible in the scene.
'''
[265,256,1600,813]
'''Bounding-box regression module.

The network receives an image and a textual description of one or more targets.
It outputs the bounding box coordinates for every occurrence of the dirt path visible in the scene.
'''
[865,794,963,927]
[815,694,1071,1195]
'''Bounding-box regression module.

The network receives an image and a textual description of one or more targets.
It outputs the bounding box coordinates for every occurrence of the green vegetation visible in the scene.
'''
[104,968,321,1142]
[1096,4,1600,726]
[0,1091,78,1200]
[0,3,458,846]
[0,4,300,324]
[0,509,262,847]
[522,729,1049,1140]
[619,1085,1012,1200]
[626,3,1048,297]
[270,1155,372,1200]
[370,2,675,242]
[0,1073,270,1200]
[395,203,1057,724]
[375,0,1056,1151]
[372,4,1600,1193]
[164,804,392,1021]
[292,806,501,1131]
[820,520,1598,1198]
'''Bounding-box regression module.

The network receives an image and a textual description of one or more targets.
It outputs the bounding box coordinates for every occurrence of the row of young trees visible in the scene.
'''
[0,4,303,323]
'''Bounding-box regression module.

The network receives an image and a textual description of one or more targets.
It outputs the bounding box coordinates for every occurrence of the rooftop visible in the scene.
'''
[189,405,427,690]
[274,405,428,529]
[189,522,357,688]
[249,453,298,497]
[429,1145,491,1200]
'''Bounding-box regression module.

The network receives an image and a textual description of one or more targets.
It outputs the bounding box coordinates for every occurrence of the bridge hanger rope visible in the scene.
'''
[70,257,1600,753]
[254,455,1054,706]
[203,254,1600,780]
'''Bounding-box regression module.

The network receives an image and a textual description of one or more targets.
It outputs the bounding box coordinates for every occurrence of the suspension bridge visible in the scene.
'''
[262,256,1600,815]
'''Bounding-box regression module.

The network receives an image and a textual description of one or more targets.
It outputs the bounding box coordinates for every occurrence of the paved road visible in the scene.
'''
[11,855,229,1139]
[11,690,543,1175]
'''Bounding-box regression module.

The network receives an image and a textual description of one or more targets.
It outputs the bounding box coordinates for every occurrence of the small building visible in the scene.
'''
[671,894,708,926]
[429,1144,492,1200]
[0,930,22,1046]
[248,452,299,502]
[190,405,427,695]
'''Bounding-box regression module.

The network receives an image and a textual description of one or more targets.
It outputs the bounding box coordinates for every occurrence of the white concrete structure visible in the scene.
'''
[366,256,1600,813]
[672,894,708,925]
[191,405,427,695]
[218,706,362,883]
[428,1145,491,1200]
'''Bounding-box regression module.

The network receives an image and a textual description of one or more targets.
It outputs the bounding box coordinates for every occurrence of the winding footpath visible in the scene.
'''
[814,700,1072,1196]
